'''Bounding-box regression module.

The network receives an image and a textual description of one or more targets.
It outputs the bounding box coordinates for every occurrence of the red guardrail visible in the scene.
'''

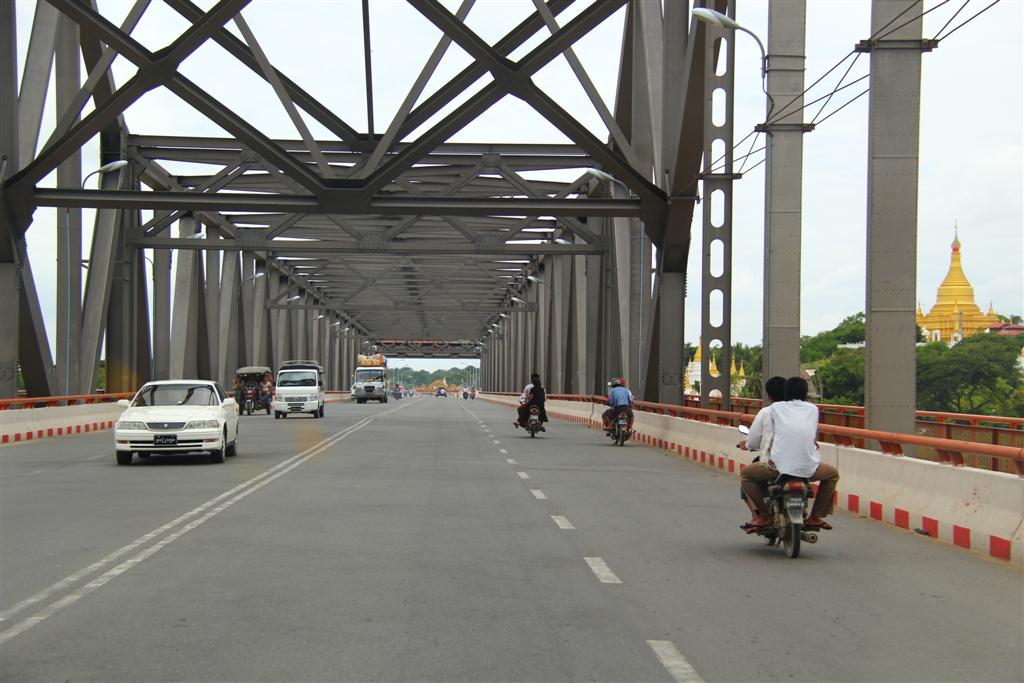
[491,392,1024,476]
[0,392,134,410]
[3,389,353,410]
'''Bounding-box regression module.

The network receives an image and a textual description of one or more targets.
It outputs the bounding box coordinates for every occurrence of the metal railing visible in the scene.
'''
[0,392,134,410]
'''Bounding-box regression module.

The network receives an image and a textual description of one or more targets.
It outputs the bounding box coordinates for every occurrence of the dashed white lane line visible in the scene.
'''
[28,470,47,476]
[0,404,420,644]
[647,640,705,682]
[517,471,530,479]
[86,454,110,461]
[530,489,547,500]
[492,439,501,445]
[498,448,508,454]
[584,557,622,584]
[506,458,517,465]
[551,515,575,530]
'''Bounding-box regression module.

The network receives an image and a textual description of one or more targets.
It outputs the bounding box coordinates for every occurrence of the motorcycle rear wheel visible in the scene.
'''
[783,521,802,558]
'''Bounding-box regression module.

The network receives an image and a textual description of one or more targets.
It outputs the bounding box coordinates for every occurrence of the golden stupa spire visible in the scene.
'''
[730,356,737,375]
[936,226,974,306]
[738,360,746,377]
[693,339,702,363]
[709,353,720,377]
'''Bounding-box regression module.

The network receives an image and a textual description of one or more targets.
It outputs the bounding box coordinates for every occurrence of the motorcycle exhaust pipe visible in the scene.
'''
[801,531,819,544]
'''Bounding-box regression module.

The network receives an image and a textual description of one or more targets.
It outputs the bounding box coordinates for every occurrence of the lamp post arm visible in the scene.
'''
[736,25,767,78]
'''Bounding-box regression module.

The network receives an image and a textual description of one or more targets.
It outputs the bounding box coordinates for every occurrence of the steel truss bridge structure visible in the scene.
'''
[1,0,930,434]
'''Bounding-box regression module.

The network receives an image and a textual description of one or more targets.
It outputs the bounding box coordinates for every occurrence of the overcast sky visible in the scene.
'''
[13,0,1023,374]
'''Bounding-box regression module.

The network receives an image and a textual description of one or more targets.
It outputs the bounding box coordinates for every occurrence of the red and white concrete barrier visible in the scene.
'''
[481,393,1024,566]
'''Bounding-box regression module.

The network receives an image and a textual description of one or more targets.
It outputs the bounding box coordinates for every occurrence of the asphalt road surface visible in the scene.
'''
[1,395,1021,682]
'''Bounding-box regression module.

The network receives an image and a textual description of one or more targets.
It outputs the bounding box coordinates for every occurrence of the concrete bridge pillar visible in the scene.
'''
[864,0,929,435]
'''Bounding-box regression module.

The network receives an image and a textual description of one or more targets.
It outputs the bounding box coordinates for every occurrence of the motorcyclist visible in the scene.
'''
[515,373,548,430]
[737,376,785,524]
[601,377,634,433]
[259,373,273,410]
[739,376,841,531]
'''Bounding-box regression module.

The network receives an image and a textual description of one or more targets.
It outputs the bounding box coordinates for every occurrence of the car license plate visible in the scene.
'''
[786,498,804,508]
[289,405,302,411]
[154,434,177,446]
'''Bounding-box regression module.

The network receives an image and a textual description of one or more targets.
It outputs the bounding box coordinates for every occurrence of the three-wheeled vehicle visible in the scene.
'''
[234,366,273,415]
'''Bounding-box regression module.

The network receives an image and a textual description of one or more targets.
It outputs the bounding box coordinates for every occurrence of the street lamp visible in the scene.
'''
[692,8,766,78]
[64,159,128,394]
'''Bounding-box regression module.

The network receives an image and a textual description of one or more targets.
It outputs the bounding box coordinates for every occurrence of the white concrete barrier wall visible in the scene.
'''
[482,394,1024,565]
[1,404,126,444]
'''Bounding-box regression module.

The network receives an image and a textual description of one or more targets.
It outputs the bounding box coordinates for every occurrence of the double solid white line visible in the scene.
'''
[0,416,380,644]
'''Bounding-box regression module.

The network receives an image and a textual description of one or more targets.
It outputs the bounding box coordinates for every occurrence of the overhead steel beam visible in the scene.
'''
[128,236,606,255]
[34,188,641,217]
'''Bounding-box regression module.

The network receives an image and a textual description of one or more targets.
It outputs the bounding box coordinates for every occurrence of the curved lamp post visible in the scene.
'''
[692,7,766,78]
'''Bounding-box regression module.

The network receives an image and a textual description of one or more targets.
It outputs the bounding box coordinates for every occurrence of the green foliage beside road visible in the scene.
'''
[916,334,1024,416]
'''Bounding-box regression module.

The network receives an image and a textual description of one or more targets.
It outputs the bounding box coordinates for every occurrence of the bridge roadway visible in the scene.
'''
[1,396,1021,682]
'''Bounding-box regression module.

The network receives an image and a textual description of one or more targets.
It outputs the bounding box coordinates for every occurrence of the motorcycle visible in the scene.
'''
[243,384,258,416]
[525,405,544,438]
[738,425,819,558]
[607,412,631,446]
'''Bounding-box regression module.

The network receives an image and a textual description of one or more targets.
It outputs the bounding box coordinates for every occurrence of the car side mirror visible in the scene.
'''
[116,399,131,408]
[223,397,237,406]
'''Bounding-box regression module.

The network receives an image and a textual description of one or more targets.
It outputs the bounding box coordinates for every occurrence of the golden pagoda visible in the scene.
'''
[917,230,1000,342]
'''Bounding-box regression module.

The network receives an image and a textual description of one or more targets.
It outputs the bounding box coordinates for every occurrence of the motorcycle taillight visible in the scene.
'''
[529,406,539,415]
[783,481,806,492]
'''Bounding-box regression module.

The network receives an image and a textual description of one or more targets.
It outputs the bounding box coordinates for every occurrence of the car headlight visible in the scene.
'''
[117,420,147,430]
[185,419,220,429]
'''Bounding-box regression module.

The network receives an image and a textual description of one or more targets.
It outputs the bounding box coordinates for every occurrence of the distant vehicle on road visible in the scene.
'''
[353,353,389,404]
[114,380,239,465]
[274,361,326,418]
[435,387,446,397]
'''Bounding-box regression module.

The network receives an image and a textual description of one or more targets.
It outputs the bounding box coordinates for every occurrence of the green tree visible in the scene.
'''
[800,313,865,363]
[917,334,1024,416]
[814,348,865,406]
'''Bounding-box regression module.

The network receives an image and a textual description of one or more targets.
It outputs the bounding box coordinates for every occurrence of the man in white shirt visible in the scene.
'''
[738,376,786,518]
[740,377,840,530]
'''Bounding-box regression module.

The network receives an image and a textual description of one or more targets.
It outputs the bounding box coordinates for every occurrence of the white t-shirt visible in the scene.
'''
[748,400,821,478]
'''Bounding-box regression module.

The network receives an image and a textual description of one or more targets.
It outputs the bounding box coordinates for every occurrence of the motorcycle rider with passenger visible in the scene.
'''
[602,377,634,433]
[738,376,840,530]
[514,373,548,430]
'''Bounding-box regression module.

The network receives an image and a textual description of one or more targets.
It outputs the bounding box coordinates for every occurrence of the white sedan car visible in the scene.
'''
[115,380,239,465]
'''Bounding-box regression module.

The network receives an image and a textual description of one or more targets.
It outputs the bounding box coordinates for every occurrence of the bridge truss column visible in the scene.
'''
[0,2,19,397]
[55,14,81,396]
[169,216,202,379]
[761,0,809,386]
[152,236,172,380]
[698,8,736,410]
[864,0,931,434]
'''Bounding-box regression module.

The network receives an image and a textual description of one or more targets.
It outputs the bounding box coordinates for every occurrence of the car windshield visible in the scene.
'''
[134,384,218,407]
[278,370,317,387]
[356,369,384,382]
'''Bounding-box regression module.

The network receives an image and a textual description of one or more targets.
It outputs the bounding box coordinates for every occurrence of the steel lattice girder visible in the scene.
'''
[1,0,713,373]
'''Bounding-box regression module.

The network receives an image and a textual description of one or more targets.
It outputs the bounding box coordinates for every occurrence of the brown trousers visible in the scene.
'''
[740,461,839,518]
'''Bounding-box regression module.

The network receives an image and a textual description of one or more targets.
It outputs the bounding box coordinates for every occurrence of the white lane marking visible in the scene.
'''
[0,410,396,642]
[86,454,109,461]
[492,440,501,445]
[584,557,622,584]
[28,470,47,476]
[498,448,508,454]
[506,458,517,465]
[552,515,575,530]
[517,471,530,479]
[647,640,705,683]
[530,489,547,500]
